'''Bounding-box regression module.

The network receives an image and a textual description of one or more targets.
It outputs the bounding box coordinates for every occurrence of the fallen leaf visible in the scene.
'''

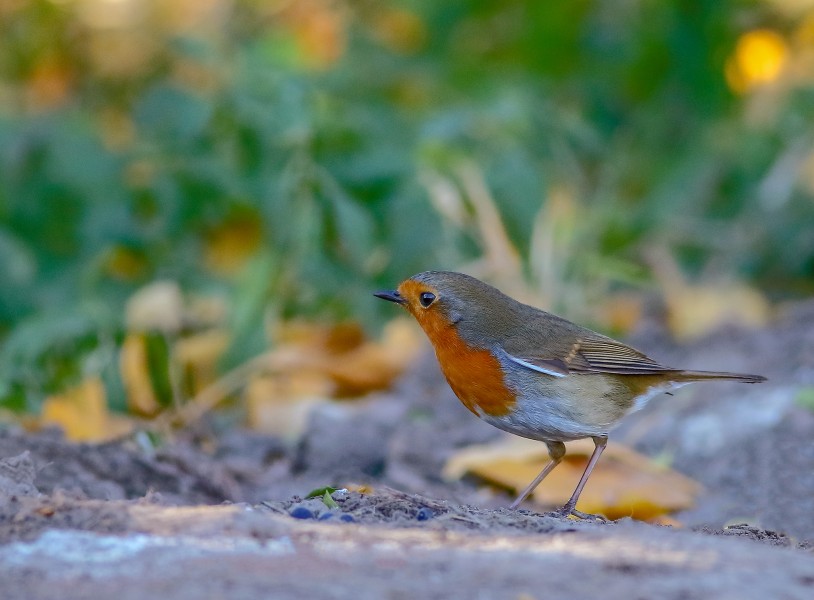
[245,372,331,440]
[175,329,230,394]
[443,437,701,521]
[647,245,770,340]
[146,317,421,433]
[244,318,421,435]
[41,377,132,442]
[120,334,161,416]
[596,293,644,335]
[649,514,684,527]
[664,284,770,341]
[324,319,422,397]
[344,483,374,495]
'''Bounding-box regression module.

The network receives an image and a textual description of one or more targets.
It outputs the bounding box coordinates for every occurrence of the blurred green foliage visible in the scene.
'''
[1,0,813,412]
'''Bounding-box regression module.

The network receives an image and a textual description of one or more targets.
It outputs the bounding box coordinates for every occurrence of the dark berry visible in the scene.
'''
[339,514,355,523]
[289,506,314,519]
[318,512,335,521]
[416,508,434,521]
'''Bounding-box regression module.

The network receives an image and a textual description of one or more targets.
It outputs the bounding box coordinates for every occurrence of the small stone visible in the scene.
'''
[416,507,434,521]
[289,507,314,520]
[339,514,355,523]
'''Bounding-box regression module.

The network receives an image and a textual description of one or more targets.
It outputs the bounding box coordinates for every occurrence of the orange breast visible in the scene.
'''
[435,341,517,417]
[414,310,515,418]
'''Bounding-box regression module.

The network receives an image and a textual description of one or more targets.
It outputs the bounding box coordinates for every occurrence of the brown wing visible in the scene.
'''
[504,335,678,376]
[570,337,673,374]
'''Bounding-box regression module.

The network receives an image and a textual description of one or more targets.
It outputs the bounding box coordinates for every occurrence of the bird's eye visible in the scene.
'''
[419,292,436,308]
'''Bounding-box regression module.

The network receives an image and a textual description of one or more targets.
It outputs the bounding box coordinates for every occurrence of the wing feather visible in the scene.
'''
[504,335,677,377]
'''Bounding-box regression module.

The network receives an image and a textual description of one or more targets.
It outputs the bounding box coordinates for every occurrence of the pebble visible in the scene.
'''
[416,508,434,521]
[339,514,355,523]
[289,507,315,520]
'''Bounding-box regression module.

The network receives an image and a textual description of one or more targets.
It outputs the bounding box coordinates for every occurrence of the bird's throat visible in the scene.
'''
[428,324,516,418]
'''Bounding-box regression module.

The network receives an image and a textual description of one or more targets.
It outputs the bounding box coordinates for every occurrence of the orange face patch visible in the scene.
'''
[397,279,516,418]
[396,280,435,315]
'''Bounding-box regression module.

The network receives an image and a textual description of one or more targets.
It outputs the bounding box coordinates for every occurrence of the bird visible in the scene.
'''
[374,271,766,519]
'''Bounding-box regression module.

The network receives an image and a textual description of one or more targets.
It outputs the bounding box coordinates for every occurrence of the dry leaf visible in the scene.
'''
[41,377,132,442]
[246,372,332,440]
[175,329,230,394]
[664,284,770,341]
[143,316,419,433]
[245,318,422,436]
[324,319,422,397]
[649,514,685,527]
[267,318,421,398]
[344,483,374,495]
[596,293,644,335]
[120,334,161,416]
[647,246,770,340]
[444,437,701,520]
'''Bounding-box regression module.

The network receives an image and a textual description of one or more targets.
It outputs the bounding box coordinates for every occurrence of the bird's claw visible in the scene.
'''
[554,504,608,522]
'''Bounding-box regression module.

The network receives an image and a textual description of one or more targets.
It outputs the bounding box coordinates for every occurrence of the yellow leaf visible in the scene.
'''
[344,483,374,495]
[444,437,701,521]
[269,318,422,399]
[175,329,230,395]
[665,284,770,341]
[244,318,422,436]
[324,319,423,398]
[120,334,160,416]
[245,373,331,441]
[41,377,130,442]
[596,293,644,336]
[648,246,770,340]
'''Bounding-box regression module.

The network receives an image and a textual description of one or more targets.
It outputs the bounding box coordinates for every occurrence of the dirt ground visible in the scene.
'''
[1,300,814,599]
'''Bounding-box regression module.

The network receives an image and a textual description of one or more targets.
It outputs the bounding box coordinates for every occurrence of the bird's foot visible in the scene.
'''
[554,503,608,522]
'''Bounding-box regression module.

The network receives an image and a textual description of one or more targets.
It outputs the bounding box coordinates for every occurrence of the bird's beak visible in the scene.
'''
[373,290,406,305]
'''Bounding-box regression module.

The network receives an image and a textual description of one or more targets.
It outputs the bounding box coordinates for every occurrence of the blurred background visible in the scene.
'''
[1,0,813,437]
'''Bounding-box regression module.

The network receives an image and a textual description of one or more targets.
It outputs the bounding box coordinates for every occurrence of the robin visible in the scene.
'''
[375,271,766,519]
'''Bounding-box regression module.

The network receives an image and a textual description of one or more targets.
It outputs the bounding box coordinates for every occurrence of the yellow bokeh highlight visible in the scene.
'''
[371,8,428,54]
[104,245,148,281]
[725,29,788,93]
[204,212,264,275]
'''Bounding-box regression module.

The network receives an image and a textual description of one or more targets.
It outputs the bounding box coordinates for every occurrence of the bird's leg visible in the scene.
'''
[557,435,608,520]
[509,441,566,509]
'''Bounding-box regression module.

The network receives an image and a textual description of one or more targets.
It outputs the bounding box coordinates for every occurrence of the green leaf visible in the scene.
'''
[322,491,339,510]
[305,486,338,499]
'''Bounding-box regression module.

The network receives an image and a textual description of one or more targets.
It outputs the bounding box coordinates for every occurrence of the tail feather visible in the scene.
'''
[675,370,766,384]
